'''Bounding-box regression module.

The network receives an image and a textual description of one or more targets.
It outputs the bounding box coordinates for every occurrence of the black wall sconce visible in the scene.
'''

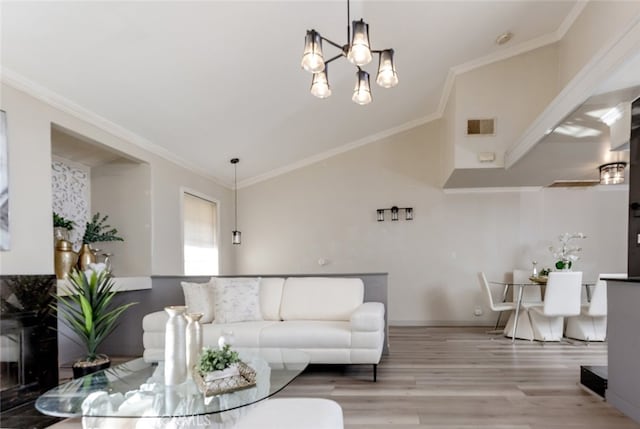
[377,206,413,221]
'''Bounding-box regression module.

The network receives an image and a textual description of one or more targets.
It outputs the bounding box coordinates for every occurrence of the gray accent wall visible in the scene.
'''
[60,273,389,364]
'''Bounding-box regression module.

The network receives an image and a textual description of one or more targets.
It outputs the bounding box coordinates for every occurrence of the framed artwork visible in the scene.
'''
[0,110,8,251]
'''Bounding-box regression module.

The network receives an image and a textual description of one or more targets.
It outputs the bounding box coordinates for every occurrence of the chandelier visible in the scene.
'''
[300,0,398,105]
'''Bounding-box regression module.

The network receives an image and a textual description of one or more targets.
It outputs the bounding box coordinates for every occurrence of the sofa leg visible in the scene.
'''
[373,364,377,382]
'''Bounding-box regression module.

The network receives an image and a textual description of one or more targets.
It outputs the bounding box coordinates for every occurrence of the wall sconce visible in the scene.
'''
[599,162,627,185]
[377,206,413,221]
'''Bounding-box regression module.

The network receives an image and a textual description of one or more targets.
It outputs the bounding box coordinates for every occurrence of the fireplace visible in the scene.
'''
[0,275,58,412]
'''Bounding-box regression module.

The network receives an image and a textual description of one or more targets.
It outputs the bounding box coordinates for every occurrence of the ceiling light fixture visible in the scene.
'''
[301,0,398,105]
[230,158,241,245]
[599,162,627,185]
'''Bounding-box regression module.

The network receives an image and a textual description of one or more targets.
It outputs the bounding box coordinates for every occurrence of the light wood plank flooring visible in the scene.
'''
[278,326,640,429]
[46,326,640,428]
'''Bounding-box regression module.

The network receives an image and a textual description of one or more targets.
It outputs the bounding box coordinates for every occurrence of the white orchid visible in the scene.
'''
[549,232,586,266]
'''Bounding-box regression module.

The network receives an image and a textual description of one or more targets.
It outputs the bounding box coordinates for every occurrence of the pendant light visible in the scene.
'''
[352,69,372,105]
[300,0,397,104]
[231,158,241,245]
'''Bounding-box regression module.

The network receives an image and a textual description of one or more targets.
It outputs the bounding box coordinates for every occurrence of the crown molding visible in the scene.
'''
[443,186,542,194]
[0,67,231,189]
[557,1,589,40]
[238,112,438,188]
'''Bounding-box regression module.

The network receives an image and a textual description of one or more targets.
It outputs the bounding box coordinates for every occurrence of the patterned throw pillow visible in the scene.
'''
[181,280,216,323]
[214,278,263,324]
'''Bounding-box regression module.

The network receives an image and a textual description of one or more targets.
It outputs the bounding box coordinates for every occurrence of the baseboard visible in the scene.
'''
[389,321,494,327]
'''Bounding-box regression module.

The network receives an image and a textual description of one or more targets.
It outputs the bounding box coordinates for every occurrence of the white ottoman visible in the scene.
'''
[232,398,344,429]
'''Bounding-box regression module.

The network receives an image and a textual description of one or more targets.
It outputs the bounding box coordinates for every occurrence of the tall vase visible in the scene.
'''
[54,239,78,280]
[185,313,203,378]
[164,306,188,385]
[78,244,96,270]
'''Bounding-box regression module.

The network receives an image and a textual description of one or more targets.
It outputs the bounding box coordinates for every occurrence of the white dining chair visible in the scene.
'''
[565,273,626,341]
[528,271,582,341]
[477,272,517,331]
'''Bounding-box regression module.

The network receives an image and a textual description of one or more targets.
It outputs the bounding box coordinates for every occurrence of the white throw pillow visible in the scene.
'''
[181,280,216,323]
[214,278,263,324]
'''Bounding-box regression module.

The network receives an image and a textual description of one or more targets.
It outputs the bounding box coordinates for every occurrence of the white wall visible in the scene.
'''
[453,44,559,169]
[236,121,627,324]
[558,1,640,89]
[0,83,234,275]
[92,161,152,276]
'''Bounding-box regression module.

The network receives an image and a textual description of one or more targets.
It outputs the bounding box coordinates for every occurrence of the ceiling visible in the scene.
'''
[1,1,583,185]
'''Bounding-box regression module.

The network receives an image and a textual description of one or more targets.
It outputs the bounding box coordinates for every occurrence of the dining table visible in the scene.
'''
[490,277,595,342]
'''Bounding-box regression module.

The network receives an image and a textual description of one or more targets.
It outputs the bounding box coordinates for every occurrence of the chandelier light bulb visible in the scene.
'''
[376,49,398,88]
[301,30,325,73]
[352,70,372,105]
[310,68,332,99]
[347,20,372,66]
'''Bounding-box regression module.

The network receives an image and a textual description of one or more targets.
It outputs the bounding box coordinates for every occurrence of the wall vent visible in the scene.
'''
[547,180,600,188]
[467,118,495,135]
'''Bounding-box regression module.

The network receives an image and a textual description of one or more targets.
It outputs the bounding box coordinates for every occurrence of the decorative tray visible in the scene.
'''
[193,361,256,397]
[529,275,548,285]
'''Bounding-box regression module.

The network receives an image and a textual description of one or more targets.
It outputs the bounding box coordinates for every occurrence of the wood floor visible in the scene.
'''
[45,326,640,428]
[278,326,640,429]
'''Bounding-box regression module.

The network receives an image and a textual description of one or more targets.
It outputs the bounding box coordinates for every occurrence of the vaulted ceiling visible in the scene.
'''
[1,0,618,186]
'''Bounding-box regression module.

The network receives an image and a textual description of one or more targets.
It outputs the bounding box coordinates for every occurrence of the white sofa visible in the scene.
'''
[142,277,385,381]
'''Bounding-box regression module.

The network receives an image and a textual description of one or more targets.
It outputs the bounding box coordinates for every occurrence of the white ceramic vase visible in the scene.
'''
[164,306,188,385]
[185,312,203,377]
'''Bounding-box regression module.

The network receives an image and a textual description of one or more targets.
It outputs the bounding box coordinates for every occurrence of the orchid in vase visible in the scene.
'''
[549,232,586,270]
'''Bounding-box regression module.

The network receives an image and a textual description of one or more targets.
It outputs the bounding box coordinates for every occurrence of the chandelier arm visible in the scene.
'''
[324,54,344,65]
[320,36,345,51]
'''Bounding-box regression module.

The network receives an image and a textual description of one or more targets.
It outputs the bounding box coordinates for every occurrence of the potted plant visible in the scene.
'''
[78,212,124,270]
[194,345,256,396]
[53,263,137,378]
[549,232,586,270]
[53,212,74,243]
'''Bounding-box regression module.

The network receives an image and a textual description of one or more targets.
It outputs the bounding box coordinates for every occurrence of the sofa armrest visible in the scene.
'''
[142,310,169,332]
[350,302,385,332]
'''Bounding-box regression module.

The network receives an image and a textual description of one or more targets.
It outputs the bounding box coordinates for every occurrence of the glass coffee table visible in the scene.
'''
[36,348,308,426]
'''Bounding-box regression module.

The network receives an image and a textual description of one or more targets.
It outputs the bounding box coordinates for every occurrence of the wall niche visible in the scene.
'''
[51,124,151,277]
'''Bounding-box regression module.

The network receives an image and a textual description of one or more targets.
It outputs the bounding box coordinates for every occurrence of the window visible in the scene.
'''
[183,191,218,275]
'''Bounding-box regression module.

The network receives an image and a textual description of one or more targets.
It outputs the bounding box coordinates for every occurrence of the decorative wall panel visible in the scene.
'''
[51,159,90,249]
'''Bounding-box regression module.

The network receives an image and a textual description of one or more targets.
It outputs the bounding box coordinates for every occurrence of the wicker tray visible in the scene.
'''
[193,361,257,396]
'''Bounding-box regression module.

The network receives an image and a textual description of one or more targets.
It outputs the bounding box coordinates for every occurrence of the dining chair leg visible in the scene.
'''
[494,311,503,330]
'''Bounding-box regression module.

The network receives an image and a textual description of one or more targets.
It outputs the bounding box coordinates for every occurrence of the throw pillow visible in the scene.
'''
[214,277,263,324]
[181,280,216,323]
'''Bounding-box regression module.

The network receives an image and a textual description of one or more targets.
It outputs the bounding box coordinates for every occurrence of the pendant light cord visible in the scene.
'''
[234,163,238,231]
[346,0,351,43]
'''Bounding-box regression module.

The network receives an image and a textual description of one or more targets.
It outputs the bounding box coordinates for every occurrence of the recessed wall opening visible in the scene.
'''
[50,124,152,277]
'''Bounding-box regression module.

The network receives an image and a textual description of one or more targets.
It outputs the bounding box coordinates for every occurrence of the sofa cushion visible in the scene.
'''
[260,278,285,321]
[280,278,364,321]
[260,321,351,348]
[181,280,216,323]
[214,277,263,323]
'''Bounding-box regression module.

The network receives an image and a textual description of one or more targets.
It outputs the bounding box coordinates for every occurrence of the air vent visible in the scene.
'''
[467,118,495,135]
[547,180,600,188]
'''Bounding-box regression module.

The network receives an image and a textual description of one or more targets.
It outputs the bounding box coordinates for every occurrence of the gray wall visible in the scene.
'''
[59,273,388,364]
[606,279,640,423]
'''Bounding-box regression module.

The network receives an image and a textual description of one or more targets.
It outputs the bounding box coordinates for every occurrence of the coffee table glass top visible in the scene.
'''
[36,348,308,419]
